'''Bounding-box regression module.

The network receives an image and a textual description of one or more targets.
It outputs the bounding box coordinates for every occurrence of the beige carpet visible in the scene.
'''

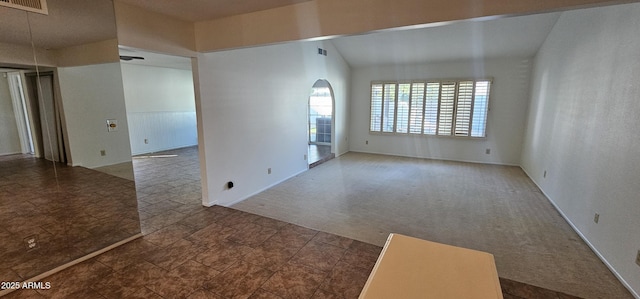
[232,152,633,299]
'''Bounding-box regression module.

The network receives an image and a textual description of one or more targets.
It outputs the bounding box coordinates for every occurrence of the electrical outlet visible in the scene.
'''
[304,154,307,161]
[100,150,106,156]
[366,140,369,145]
[543,170,547,178]
[635,250,640,267]
[24,235,38,251]
[268,168,272,174]
[594,213,599,224]
[485,148,491,155]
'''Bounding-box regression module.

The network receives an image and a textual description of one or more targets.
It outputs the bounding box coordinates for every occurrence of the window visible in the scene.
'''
[309,85,333,144]
[369,79,492,138]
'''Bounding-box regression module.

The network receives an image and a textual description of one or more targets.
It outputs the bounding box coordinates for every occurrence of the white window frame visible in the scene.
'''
[369,79,492,138]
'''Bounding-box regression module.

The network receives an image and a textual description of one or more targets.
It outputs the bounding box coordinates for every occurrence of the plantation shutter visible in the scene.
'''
[370,84,383,132]
[408,83,425,134]
[369,79,491,137]
[471,81,491,137]
[396,84,411,133]
[382,84,396,133]
[423,82,440,135]
[454,81,474,136]
[437,82,456,136]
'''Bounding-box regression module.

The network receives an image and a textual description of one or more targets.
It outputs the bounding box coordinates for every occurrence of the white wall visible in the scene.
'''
[57,63,133,168]
[521,3,640,297]
[196,40,350,206]
[120,63,197,155]
[0,74,21,155]
[349,58,531,165]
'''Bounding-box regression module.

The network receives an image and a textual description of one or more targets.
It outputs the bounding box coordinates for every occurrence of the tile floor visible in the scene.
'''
[132,147,204,234]
[308,145,333,168]
[0,154,140,282]
[1,147,586,298]
[3,206,582,299]
[3,206,380,298]
[233,152,633,298]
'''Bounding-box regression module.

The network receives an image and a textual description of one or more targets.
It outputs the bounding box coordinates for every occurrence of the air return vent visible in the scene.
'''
[0,0,48,15]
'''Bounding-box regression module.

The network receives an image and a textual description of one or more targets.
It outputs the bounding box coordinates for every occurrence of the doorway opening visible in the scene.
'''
[308,79,335,168]
[118,48,204,233]
[2,69,67,164]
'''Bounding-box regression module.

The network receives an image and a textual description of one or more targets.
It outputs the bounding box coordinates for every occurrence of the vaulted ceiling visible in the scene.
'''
[121,11,561,68]
[331,12,561,67]
[1,0,565,68]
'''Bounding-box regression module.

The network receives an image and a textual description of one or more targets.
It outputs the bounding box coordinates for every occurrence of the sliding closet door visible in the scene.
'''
[24,73,66,163]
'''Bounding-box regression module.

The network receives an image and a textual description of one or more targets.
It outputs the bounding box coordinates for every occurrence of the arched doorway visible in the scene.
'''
[308,79,335,168]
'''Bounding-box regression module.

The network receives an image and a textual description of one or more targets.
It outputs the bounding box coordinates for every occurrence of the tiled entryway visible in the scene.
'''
[132,146,205,234]
[4,206,381,298]
[308,144,333,168]
[3,206,582,299]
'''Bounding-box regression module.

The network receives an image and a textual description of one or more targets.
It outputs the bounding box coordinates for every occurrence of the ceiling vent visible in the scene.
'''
[0,0,48,15]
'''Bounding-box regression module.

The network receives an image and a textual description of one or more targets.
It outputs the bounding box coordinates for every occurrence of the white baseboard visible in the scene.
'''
[520,167,639,299]
[218,168,309,208]
[132,143,198,156]
[0,151,21,156]
[349,150,520,166]
[202,199,217,207]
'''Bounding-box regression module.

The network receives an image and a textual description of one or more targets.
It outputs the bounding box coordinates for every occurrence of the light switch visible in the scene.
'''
[106,119,118,132]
